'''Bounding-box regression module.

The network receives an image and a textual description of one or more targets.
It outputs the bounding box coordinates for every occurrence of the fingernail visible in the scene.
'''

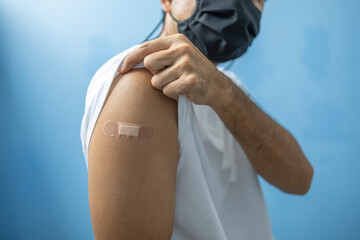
[117,62,124,72]
[120,65,126,73]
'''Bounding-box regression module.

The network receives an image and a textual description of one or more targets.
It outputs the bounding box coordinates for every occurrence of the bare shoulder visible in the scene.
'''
[103,68,178,127]
[90,67,179,152]
[88,68,179,239]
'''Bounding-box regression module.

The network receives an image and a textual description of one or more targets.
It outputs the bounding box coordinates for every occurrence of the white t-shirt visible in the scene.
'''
[80,44,274,240]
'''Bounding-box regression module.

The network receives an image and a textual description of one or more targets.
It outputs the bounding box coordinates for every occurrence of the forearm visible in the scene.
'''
[209,73,313,195]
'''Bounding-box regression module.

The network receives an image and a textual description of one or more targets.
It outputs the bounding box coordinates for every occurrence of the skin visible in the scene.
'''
[160,0,265,43]
[88,69,179,239]
[88,0,313,239]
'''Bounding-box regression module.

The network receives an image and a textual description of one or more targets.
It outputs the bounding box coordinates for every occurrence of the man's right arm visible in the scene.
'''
[88,68,179,239]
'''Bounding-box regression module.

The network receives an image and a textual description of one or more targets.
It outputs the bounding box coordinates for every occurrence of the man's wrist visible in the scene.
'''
[208,72,237,114]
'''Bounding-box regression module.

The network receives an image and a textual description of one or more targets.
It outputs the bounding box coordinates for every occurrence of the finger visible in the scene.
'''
[151,63,181,90]
[144,48,176,75]
[120,37,173,73]
[162,76,191,101]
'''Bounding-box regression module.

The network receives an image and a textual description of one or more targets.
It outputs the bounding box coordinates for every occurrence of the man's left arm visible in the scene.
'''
[118,34,313,195]
[209,72,314,195]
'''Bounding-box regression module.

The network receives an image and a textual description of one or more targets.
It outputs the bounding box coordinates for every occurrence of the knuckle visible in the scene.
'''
[181,56,193,72]
[168,45,180,55]
[176,33,186,41]
[171,44,187,56]
[182,54,191,64]
[139,47,148,57]
[162,85,170,95]
[179,44,191,55]
[151,76,160,89]
[143,55,152,68]
[124,54,132,64]
[141,41,150,48]
[176,60,187,71]
[186,74,196,86]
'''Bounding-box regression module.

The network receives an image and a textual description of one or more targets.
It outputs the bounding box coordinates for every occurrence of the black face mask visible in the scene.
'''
[143,0,262,66]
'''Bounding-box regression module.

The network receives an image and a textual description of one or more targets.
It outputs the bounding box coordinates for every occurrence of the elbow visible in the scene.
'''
[283,133,314,195]
[296,166,313,195]
[285,163,314,195]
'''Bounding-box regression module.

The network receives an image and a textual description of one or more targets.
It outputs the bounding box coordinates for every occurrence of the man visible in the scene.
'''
[86,0,313,239]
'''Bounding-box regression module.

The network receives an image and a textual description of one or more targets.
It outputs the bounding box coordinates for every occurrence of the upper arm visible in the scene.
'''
[88,68,179,239]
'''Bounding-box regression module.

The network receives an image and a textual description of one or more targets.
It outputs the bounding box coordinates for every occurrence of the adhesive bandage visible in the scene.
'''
[103,121,155,140]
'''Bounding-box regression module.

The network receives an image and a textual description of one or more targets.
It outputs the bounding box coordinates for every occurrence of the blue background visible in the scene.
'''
[1,0,359,239]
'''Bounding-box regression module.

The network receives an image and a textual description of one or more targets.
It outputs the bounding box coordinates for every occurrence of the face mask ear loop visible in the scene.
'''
[142,10,165,43]
[169,10,180,23]
[224,59,236,71]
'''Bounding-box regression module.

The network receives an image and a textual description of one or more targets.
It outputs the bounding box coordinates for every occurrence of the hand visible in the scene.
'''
[118,33,224,106]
